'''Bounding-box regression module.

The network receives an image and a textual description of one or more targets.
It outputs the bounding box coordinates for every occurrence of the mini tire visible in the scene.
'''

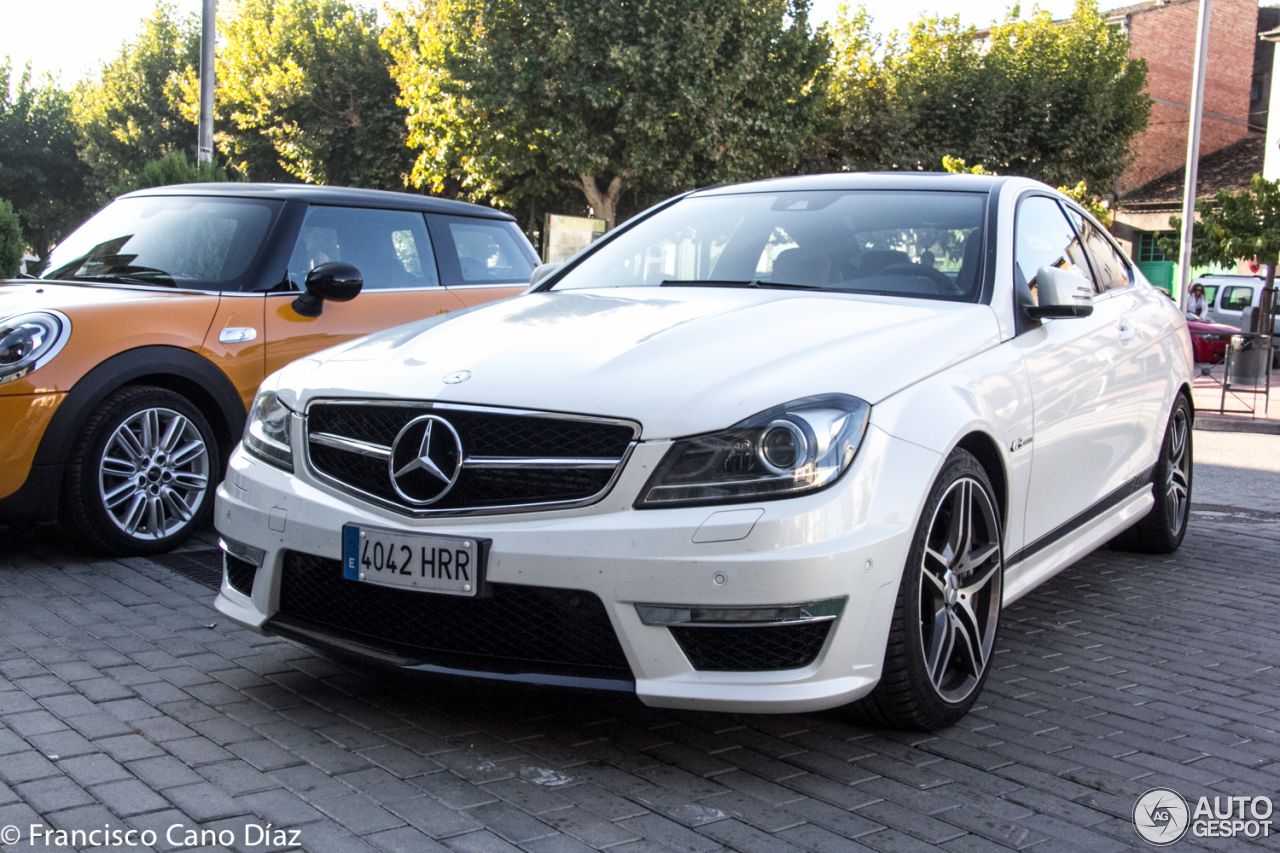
[853,449,1003,730]
[1109,394,1193,555]
[64,385,219,557]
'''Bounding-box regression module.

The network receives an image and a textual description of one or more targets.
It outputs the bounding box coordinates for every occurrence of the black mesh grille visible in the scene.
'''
[307,402,636,514]
[670,623,832,671]
[225,553,257,595]
[276,552,631,673]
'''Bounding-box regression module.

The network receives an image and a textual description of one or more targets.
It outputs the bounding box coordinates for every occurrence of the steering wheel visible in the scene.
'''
[877,263,963,295]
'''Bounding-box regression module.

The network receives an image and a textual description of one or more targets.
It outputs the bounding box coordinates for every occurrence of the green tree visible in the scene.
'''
[187,0,412,188]
[1160,174,1280,330]
[825,1,1148,190]
[118,151,232,194]
[74,3,200,198]
[385,0,831,227]
[0,198,23,278]
[0,60,94,259]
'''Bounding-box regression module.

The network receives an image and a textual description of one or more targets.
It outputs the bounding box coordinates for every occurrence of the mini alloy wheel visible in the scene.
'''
[98,406,210,540]
[65,386,220,556]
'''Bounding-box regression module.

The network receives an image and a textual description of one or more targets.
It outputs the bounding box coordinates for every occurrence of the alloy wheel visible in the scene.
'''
[98,407,210,541]
[1164,407,1191,538]
[919,477,1002,704]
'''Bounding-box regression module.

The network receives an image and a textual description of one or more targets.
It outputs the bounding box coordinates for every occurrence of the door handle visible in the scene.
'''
[1118,322,1135,343]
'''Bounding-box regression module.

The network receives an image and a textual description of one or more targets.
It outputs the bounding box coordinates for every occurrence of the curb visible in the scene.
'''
[1193,414,1280,435]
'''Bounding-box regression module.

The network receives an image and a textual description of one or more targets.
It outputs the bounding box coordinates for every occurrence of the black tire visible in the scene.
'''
[1109,395,1192,555]
[852,449,1003,730]
[63,385,219,557]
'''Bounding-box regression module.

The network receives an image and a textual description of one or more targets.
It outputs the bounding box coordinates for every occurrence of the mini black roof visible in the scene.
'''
[122,182,516,220]
[693,172,1010,197]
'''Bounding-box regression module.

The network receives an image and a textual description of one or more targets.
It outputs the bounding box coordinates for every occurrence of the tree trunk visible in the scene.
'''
[575,175,625,230]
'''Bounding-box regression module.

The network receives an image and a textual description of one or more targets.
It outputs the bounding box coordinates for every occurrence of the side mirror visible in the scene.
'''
[292,262,363,318]
[527,262,562,291]
[1027,266,1094,319]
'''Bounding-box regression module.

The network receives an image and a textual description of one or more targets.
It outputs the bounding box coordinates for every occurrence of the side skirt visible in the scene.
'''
[1003,469,1155,604]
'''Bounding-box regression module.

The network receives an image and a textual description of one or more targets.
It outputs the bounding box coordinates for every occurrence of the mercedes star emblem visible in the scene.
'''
[443,370,471,384]
[388,415,464,505]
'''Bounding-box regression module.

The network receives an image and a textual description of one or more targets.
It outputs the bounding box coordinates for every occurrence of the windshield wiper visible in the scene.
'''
[65,273,169,286]
[660,279,824,291]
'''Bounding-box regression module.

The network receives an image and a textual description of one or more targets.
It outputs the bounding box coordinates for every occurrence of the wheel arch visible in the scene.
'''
[952,430,1009,535]
[34,345,246,477]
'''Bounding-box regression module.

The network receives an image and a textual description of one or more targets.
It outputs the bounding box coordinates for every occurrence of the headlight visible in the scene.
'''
[1197,333,1226,341]
[243,389,294,471]
[636,394,870,508]
[0,311,71,385]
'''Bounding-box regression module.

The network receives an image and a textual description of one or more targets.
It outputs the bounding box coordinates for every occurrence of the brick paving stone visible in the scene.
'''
[0,511,1277,852]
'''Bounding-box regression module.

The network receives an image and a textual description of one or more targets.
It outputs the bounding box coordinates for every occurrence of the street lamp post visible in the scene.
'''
[197,0,216,166]
[1176,0,1212,310]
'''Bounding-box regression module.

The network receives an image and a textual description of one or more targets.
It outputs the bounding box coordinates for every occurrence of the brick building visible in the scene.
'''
[1108,0,1258,198]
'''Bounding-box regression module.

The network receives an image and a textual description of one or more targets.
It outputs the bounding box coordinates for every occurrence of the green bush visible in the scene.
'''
[0,198,23,279]
[117,151,231,195]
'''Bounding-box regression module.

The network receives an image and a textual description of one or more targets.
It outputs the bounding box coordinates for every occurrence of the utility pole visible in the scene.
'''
[197,0,216,165]
[1176,0,1212,310]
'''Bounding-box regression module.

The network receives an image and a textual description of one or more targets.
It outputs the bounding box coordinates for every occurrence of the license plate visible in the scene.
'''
[342,524,484,597]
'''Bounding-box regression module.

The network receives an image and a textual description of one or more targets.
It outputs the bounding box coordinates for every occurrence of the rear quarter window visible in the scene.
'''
[1221,286,1254,311]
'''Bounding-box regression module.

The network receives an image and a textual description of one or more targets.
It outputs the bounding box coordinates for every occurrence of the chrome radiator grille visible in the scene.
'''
[305,401,639,515]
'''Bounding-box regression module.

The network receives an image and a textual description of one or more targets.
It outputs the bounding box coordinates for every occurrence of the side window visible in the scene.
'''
[427,215,536,286]
[1221,286,1254,311]
[286,206,438,291]
[1078,219,1132,293]
[1014,196,1095,308]
[1202,285,1218,306]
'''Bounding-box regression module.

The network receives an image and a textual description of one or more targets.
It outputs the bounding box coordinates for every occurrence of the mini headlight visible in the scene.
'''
[243,389,294,471]
[0,311,70,385]
[636,394,870,508]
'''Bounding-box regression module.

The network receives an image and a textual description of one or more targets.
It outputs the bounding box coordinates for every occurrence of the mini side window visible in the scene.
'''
[287,206,439,291]
[427,215,537,287]
[1221,285,1255,311]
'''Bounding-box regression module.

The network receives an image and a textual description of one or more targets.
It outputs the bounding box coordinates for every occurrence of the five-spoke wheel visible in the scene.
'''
[854,448,1003,730]
[65,386,219,556]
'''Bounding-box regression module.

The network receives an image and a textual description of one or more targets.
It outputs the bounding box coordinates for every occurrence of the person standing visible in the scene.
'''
[1188,282,1209,318]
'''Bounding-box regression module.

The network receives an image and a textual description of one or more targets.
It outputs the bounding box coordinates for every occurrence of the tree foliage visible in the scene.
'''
[189,0,412,188]
[0,198,23,278]
[0,61,94,259]
[1160,175,1280,294]
[119,151,232,194]
[385,0,831,227]
[74,3,200,198]
[823,1,1149,190]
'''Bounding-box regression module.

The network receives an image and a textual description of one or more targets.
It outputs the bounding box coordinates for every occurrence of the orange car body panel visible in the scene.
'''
[0,392,65,498]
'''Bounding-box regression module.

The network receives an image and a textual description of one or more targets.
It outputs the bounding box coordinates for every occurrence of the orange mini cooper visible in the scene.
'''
[0,183,537,555]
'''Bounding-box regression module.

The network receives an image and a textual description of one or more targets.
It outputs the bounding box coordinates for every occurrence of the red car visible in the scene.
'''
[1186,315,1236,363]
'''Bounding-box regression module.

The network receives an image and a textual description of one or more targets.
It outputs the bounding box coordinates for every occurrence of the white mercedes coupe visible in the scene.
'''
[214,173,1193,729]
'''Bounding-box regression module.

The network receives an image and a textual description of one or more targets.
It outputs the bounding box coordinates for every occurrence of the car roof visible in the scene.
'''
[690,172,1009,197]
[1194,274,1263,281]
[120,182,516,220]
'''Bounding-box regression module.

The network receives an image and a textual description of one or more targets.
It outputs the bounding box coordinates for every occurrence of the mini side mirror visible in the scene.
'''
[1027,266,1094,319]
[527,262,562,291]
[292,262,363,318]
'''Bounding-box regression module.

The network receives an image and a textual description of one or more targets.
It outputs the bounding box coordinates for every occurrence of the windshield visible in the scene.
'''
[41,195,283,292]
[552,190,988,302]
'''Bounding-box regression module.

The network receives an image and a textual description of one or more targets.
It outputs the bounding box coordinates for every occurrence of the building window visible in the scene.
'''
[1137,232,1171,263]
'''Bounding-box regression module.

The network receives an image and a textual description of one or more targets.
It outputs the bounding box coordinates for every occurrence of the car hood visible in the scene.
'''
[1186,318,1237,333]
[0,280,211,316]
[277,287,1002,439]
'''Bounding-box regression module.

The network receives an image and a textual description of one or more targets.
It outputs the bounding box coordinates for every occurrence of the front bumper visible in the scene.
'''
[213,424,939,714]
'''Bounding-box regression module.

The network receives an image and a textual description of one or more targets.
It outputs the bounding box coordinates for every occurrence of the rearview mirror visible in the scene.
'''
[292,262,363,318]
[1027,266,1093,319]
[527,262,562,291]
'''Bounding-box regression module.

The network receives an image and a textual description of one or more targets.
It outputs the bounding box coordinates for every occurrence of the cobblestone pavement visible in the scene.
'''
[1,440,1278,852]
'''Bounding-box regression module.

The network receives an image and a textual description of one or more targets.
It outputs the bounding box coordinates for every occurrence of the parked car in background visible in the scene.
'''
[214,173,1193,730]
[1185,315,1236,363]
[1195,273,1277,339]
[0,183,537,556]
